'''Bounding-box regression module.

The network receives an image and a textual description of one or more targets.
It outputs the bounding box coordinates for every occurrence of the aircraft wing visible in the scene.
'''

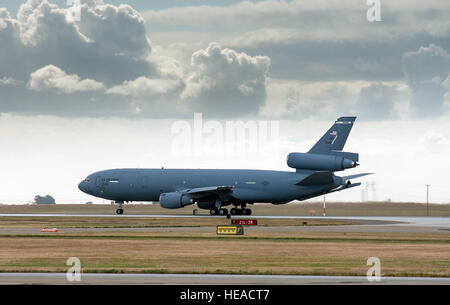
[186,185,234,198]
[295,171,334,186]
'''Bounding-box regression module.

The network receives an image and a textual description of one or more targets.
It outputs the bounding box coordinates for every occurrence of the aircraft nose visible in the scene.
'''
[78,180,87,193]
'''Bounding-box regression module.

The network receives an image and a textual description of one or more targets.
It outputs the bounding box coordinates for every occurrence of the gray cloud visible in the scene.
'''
[1,0,449,121]
[402,44,450,117]
[144,0,450,82]
[356,83,399,120]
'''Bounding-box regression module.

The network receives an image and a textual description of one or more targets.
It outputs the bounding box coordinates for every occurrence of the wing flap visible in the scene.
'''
[186,185,234,198]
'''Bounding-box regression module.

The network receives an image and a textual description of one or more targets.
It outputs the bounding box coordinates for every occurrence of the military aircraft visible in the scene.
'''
[78,116,371,215]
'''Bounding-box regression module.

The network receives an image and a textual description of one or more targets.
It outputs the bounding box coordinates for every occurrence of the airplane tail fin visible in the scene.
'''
[308,116,357,158]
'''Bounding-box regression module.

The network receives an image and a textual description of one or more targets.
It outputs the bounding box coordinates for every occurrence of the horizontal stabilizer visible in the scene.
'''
[296,171,334,186]
[340,173,373,182]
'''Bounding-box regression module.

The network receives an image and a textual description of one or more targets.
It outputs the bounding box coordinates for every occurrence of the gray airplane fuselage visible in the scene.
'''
[78,117,371,213]
[79,168,340,204]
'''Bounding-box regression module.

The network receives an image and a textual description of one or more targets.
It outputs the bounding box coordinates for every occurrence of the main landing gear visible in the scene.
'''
[230,208,252,215]
[210,208,228,216]
[209,203,252,216]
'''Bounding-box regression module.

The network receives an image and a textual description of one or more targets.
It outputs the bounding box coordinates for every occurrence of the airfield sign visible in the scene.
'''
[216,225,244,235]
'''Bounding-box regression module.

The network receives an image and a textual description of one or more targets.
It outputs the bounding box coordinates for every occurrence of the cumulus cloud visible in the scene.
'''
[107,77,183,97]
[1,0,154,85]
[28,65,105,94]
[0,1,273,118]
[181,43,270,117]
[402,44,450,117]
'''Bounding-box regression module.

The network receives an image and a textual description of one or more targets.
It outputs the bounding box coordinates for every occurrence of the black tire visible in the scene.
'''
[210,209,217,216]
[219,208,228,215]
[116,209,123,215]
[242,208,251,215]
[230,208,237,215]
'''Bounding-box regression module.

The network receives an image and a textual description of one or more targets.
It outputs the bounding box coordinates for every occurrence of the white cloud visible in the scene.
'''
[107,76,183,97]
[28,65,104,94]
[0,77,23,86]
[181,42,271,117]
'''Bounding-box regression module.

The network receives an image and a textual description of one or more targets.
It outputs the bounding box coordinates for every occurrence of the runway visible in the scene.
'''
[0,213,449,234]
[1,213,449,284]
[1,272,449,285]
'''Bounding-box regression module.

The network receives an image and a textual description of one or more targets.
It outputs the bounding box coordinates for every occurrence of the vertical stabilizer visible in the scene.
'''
[308,117,356,154]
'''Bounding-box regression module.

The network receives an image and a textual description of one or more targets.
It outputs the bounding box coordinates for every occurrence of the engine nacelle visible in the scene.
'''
[287,152,357,171]
[159,192,193,209]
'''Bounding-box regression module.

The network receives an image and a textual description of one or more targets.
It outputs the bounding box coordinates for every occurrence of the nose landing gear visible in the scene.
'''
[115,201,124,215]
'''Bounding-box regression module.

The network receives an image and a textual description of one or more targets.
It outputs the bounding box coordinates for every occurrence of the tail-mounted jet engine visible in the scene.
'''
[287,152,358,171]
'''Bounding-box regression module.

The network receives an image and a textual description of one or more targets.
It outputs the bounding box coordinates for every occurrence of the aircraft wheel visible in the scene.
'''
[210,209,218,216]
[242,208,251,215]
[218,208,228,216]
[230,208,237,215]
[116,208,124,215]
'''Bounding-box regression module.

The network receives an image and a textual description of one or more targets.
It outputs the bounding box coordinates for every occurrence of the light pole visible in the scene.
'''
[425,184,430,216]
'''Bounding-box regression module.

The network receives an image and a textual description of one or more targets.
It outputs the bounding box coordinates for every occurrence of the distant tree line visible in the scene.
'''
[33,195,56,204]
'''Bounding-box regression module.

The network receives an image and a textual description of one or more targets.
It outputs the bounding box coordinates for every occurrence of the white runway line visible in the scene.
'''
[0,273,449,285]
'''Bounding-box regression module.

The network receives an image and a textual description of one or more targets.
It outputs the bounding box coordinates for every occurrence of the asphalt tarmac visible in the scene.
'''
[0,214,449,234]
[1,272,449,285]
[0,213,448,285]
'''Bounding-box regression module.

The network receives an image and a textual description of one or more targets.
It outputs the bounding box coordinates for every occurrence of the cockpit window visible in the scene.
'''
[84,177,91,182]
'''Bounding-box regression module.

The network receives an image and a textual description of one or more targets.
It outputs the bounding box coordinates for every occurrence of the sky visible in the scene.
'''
[0,0,449,204]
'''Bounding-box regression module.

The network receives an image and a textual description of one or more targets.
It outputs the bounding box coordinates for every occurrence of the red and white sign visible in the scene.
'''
[232,219,258,226]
